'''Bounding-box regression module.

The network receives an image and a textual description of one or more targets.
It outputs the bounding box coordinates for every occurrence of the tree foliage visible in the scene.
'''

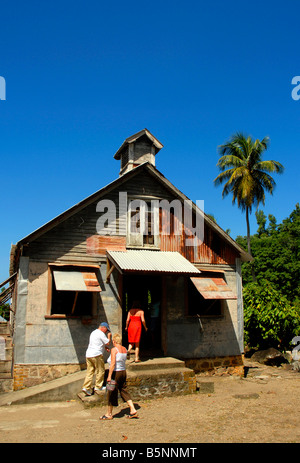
[214,132,284,281]
[214,133,284,213]
[236,203,300,303]
[243,280,300,351]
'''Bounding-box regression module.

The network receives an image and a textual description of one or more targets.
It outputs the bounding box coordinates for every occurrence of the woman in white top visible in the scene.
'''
[100,333,138,420]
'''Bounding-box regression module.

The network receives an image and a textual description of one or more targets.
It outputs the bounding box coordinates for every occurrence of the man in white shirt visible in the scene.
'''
[82,322,112,395]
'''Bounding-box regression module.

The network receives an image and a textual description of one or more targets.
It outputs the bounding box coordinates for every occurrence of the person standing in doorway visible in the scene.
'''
[82,322,111,396]
[125,300,147,362]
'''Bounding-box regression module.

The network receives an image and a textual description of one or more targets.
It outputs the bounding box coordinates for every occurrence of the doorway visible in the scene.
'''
[122,274,163,357]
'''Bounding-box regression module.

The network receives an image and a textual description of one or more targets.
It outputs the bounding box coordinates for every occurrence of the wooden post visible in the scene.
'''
[106,259,115,283]
[71,292,79,314]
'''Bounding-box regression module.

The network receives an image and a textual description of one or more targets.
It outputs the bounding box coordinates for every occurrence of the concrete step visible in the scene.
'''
[78,366,196,407]
[0,370,87,406]
[77,389,106,407]
[0,357,197,406]
[126,357,185,372]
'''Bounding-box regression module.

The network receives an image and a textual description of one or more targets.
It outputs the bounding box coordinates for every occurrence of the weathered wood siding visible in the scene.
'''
[25,169,238,265]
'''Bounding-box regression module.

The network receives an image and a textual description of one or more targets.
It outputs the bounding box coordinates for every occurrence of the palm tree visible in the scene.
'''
[214,132,284,281]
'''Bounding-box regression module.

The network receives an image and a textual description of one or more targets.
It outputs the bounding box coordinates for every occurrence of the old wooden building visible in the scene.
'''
[6,129,251,389]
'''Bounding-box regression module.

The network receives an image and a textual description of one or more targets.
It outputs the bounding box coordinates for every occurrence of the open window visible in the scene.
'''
[187,278,223,316]
[187,271,236,317]
[47,264,101,318]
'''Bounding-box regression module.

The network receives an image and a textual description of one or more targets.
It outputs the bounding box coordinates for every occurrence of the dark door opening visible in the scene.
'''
[122,274,162,357]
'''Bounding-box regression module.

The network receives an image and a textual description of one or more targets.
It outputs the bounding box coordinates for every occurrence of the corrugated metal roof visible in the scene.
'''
[107,250,201,274]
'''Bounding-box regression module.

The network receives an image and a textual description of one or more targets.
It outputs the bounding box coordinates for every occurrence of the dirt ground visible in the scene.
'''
[0,361,299,444]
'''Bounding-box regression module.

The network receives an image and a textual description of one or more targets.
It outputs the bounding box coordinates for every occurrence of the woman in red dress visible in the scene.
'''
[125,300,148,362]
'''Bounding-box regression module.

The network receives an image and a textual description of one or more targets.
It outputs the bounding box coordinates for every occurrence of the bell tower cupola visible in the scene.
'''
[114,128,163,176]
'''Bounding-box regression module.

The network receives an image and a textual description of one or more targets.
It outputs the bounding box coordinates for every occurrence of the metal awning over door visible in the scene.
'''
[190,276,237,299]
[106,250,201,278]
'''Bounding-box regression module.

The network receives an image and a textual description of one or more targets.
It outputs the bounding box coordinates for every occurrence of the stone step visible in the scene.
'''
[0,357,197,406]
[126,357,185,372]
[77,390,106,407]
[78,365,196,407]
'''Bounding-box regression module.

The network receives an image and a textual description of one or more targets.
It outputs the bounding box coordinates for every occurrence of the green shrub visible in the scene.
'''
[243,280,300,351]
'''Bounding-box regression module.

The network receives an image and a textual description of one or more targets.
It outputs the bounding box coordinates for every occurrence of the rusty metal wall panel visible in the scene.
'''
[160,214,238,265]
[82,272,102,292]
[86,235,126,256]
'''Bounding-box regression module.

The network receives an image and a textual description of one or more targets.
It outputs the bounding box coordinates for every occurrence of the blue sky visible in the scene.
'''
[1,0,299,283]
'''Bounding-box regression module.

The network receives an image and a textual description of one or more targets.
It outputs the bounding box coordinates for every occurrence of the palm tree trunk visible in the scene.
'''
[246,206,257,282]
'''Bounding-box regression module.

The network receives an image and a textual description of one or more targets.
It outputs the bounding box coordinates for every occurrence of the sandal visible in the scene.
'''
[100,415,113,420]
[126,412,138,419]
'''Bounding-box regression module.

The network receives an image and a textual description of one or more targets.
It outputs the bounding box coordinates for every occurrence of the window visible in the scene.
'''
[187,277,222,316]
[127,198,159,248]
[187,271,236,317]
[47,264,101,318]
[144,201,155,246]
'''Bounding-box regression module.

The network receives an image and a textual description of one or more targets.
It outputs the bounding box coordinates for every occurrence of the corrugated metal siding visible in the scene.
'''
[159,210,238,265]
[107,250,201,274]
